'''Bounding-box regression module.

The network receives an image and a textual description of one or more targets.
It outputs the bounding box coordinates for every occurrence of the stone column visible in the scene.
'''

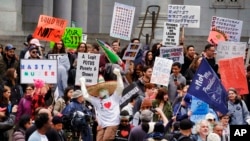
[0,0,23,35]
[133,0,171,45]
[72,0,88,31]
[53,0,72,26]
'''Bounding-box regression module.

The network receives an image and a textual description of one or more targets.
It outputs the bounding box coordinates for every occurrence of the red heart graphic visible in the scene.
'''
[121,130,128,137]
[104,102,111,109]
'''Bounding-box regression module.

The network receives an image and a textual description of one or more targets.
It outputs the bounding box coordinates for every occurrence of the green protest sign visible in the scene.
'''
[50,27,83,49]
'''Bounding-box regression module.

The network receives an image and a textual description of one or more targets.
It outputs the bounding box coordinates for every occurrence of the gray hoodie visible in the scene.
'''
[57,55,70,98]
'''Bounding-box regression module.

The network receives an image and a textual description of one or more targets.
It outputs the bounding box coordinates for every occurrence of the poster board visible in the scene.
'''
[47,54,68,60]
[20,59,58,84]
[167,5,200,28]
[33,15,67,42]
[210,16,243,42]
[151,57,173,87]
[122,43,142,60]
[75,53,100,85]
[62,27,83,49]
[162,22,180,46]
[159,46,184,64]
[110,2,136,41]
[216,41,246,63]
[218,57,248,95]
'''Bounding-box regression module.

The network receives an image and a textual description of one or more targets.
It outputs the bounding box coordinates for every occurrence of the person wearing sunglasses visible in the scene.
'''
[28,46,40,59]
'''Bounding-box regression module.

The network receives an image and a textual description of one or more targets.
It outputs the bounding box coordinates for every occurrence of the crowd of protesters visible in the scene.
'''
[0,34,250,141]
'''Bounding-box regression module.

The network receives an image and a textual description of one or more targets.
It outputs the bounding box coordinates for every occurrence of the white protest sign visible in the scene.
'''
[211,16,243,42]
[20,59,58,84]
[168,5,200,28]
[110,2,135,41]
[151,57,173,86]
[216,41,246,63]
[162,22,180,46]
[122,43,142,60]
[82,34,87,43]
[75,53,100,85]
[47,54,68,60]
[160,46,184,64]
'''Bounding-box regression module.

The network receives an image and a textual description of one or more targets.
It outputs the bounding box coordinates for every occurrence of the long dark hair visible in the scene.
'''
[52,40,66,54]
[63,86,74,104]
[14,114,31,131]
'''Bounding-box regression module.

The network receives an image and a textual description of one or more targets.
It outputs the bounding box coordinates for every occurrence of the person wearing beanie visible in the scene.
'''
[114,110,134,141]
[52,115,67,141]
[62,90,92,141]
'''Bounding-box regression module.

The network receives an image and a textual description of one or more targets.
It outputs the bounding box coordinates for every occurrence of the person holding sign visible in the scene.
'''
[79,68,124,141]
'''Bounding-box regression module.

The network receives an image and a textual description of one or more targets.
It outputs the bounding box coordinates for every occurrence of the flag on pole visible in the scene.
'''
[96,39,125,69]
[187,58,228,114]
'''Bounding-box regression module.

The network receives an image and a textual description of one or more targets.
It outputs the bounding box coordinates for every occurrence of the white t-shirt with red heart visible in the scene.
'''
[89,93,121,128]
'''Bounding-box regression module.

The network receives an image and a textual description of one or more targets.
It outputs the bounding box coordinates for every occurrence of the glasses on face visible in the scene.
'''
[31,51,37,54]
[208,119,215,122]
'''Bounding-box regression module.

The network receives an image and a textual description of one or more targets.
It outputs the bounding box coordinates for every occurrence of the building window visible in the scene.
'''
[210,0,244,8]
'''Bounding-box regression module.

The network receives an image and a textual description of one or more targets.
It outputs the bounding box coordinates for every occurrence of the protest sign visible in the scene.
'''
[210,16,243,42]
[216,41,246,62]
[33,15,67,42]
[122,43,142,60]
[151,57,173,87]
[188,59,228,114]
[207,29,228,45]
[75,53,100,85]
[190,96,209,123]
[20,59,58,84]
[120,82,143,109]
[160,46,184,64]
[167,5,200,28]
[162,22,180,46]
[82,34,88,43]
[219,57,248,95]
[110,2,135,41]
[47,54,68,60]
[62,27,83,49]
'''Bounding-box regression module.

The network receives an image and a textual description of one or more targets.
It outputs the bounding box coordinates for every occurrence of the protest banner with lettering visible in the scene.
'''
[122,43,142,60]
[75,53,100,85]
[151,57,173,87]
[62,27,83,49]
[218,57,248,95]
[33,15,67,42]
[47,54,68,60]
[110,2,135,41]
[210,16,243,42]
[160,46,184,64]
[162,22,180,46]
[20,59,58,84]
[120,82,143,109]
[216,41,246,63]
[188,59,228,114]
[167,5,200,28]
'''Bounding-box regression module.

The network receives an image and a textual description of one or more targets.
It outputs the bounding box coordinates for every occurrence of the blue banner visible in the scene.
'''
[187,58,228,114]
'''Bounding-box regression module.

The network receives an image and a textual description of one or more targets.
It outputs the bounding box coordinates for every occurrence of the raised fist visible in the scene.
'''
[79,77,86,85]
[113,68,121,75]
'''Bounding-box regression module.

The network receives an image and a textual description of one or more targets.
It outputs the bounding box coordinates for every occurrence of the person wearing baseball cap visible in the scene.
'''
[0,44,19,83]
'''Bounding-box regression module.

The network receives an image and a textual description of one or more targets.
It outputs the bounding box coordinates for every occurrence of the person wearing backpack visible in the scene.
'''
[171,118,197,141]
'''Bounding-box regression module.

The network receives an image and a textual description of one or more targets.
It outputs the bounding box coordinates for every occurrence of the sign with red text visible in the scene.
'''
[151,57,173,86]
[20,59,58,84]
[160,46,184,64]
[210,16,243,42]
[33,15,68,42]
[167,5,200,28]
[110,2,135,41]
[75,53,100,86]
[218,57,248,95]
[162,22,180,46]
